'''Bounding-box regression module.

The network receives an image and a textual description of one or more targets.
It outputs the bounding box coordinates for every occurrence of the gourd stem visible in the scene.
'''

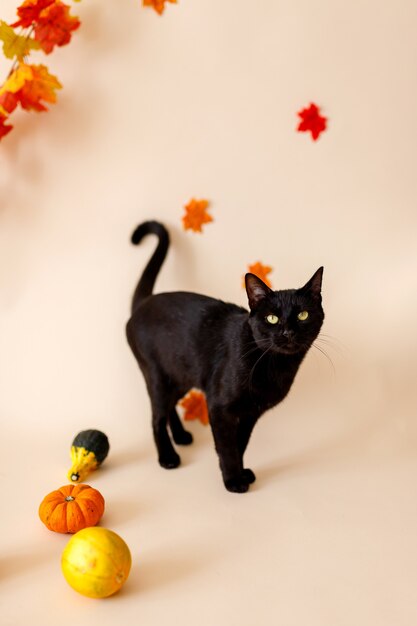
[65,496,75,502]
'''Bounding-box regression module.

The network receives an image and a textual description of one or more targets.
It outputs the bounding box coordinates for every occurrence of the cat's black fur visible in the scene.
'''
[126,221,324,493]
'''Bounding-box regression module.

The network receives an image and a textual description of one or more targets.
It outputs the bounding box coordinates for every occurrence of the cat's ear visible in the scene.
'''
[300,267,324,298]
[245,273,273,310]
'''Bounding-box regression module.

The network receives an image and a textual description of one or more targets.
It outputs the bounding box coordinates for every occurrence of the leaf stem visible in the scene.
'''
[7,25,35,77]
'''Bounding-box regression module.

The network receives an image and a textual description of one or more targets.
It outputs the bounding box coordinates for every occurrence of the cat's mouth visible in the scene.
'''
[274,342,302,355]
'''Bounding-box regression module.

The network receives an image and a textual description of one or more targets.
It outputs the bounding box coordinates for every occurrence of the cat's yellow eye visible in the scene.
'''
[266,314,279,325]
[298,311,309,321]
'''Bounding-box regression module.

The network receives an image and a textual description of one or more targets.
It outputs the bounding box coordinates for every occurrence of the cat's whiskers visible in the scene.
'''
[311,341,336,375]
[240,338,271,361]
[317,333,346,354]
[248,343,274,394]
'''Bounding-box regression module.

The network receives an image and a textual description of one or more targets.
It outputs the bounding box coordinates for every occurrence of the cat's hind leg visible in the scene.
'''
[169,408,193,445]
[147,374,181,469]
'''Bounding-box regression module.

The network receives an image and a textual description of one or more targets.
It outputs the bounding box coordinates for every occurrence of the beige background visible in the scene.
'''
[1,1,417,624]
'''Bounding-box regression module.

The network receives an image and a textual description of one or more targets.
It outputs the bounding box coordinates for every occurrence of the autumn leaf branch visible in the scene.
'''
[0,0,180,141]
[0,0,81,141]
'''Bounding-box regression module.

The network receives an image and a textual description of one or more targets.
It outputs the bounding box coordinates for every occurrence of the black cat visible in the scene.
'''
[126,221,324,493]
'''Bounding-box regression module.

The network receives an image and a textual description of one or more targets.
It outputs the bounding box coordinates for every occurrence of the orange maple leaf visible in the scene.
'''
[16,64,62,111]
[11,0,55,28]
[182,198,213,233]
[33,1,80,54]
[245,261,273,288]
[0,113,13,139]
[143,0,177,16]
[178,389,209,426]
[0,90,19,114]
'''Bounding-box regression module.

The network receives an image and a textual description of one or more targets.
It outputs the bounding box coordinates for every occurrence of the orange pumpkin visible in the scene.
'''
[39,484,105,534]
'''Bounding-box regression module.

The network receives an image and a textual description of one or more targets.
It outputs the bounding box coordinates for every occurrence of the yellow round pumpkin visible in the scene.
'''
[61,527,132,598]
[39,484,105,533]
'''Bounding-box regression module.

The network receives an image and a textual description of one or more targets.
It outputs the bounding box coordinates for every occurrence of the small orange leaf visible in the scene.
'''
[17,63,62,112]
[245,261,273,288]
[178,390,209,426]
[182,198,213,233]
[34,1,81,54]
[143,0,177,15]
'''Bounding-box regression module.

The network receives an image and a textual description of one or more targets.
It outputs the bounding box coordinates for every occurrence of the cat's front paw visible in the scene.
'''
[159,452,181,469]
[224,476,250,494]
[242,468,256,484]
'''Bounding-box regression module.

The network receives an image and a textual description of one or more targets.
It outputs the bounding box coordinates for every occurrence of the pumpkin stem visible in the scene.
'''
[65,496,75,502]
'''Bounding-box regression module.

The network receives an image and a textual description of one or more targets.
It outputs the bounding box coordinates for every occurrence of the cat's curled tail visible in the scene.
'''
[130,221,169,313]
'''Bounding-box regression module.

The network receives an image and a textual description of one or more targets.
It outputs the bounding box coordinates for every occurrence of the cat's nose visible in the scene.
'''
[282,329,295,339]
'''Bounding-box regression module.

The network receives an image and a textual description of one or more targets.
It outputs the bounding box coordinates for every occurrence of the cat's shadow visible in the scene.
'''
[256,408,388,485]
[105,425,211,470]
